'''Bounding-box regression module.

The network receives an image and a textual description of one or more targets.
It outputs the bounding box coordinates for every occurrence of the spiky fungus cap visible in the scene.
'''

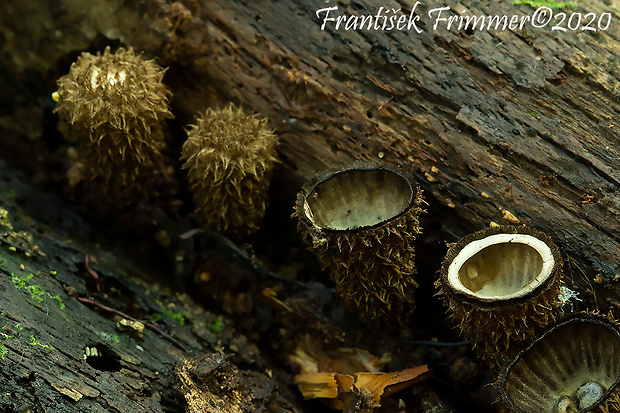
[181,104,278,240]
[54,46,173,203]
[436,225,564,363]
[294,164,425,327]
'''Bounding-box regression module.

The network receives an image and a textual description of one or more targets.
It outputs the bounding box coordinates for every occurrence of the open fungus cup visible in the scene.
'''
[294,165,424,326]
[436,225,563,359]
[498,313,620,413]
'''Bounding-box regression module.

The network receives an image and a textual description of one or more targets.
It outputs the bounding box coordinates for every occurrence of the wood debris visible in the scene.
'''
[294,365,430,411]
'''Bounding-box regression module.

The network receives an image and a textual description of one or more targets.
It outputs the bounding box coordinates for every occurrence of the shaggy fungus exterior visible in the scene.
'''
[294,165,424,326]
[498,313,620,413]
[181,104,278,240]
[53,46,173,203]
[436,225,563,361]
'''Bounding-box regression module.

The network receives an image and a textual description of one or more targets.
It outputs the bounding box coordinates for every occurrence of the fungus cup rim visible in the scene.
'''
[298,164,420,234]
[440,225,561,306]
[447,233,555,302]
[498,313,620,413]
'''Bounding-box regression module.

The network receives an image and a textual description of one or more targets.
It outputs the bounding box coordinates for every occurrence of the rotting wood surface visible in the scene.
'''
[192,0,620,313]
[1,1,620,311]
[0,160,294,412]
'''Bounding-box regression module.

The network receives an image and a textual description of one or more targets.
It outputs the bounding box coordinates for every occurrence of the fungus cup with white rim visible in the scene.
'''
[498,313,620,413]
[436,225,564,360]
[294,164,425,326]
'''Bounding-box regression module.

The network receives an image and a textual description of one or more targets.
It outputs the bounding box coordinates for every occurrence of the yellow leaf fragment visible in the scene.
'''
[355,365,431,404]
[294,365,430,409]
[294,372,340,399]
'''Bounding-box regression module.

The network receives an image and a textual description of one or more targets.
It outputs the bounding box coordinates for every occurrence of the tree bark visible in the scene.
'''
[2,0,620,308]
[187,0,620,311]
[1,0,620,409]
[0,160,297,412]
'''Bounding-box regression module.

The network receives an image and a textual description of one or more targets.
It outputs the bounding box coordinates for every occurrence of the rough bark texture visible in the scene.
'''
[2,0,619,310]
[193,0,620,312]
[0,160,296,412]
[1,0,620,410]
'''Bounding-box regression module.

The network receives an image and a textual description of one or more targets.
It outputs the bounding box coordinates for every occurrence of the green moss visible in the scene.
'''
[11,273,65,309]
[171,312,187,325]
[210,317,224,334]
[101,332,120,344]
[48,294,65,310]
[0,321,56,357]
[29,335,53,351]
[512,0,577,9]
[11,272,34,289]
[153,300,187,326]
[0,322,22,339]
[28,284,46,303]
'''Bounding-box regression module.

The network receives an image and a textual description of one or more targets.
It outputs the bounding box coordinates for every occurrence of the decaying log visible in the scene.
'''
[1,0,619,312]
[3,1,620,411]
[193,0,620,312]
[0,159,299,412]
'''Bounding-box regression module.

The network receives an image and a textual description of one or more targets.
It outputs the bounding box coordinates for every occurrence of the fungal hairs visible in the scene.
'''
[558,285,581,310]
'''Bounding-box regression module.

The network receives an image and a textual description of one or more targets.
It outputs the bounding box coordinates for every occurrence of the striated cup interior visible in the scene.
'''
[500,317,620,412]
[447,233,554,301]
[304,167,414,231]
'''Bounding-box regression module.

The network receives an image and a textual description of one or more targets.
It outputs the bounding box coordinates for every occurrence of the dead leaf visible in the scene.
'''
[294,365,430,411]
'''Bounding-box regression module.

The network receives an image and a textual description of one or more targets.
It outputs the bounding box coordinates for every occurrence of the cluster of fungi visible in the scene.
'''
[295,168,620,412]
[52,46,620,413]
[54,47,278,236]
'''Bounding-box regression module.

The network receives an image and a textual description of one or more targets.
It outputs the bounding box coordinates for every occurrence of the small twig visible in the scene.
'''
[203,230,310,288]
[408,340,471,347]
[178,228,204,240]
[84,254,107,298]
[75,296,188,353]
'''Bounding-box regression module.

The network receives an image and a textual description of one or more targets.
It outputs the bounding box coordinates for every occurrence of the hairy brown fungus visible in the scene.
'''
[294,165,424,326]
[181,104,278,240]
[53,46,173,203]
[436,225,563,361]
[498,313,620,413]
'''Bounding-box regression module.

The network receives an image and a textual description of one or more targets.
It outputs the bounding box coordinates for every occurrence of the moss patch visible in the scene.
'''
[512,0,577,9]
